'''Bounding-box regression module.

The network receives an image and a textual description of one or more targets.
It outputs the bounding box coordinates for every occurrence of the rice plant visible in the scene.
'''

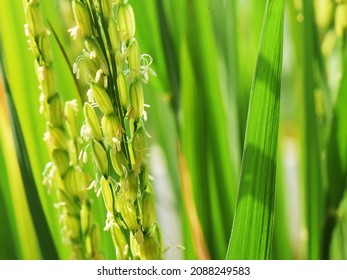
[0,0,346,260]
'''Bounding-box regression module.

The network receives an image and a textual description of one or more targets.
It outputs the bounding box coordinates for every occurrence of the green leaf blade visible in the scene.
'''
[226,0,284,260]
[323,46,347,259]
[0,48,59,259]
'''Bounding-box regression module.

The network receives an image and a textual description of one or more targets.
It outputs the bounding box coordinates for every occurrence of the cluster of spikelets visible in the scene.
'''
[23,0,100,259]
[70,0,161,260]
[23,0,161,260]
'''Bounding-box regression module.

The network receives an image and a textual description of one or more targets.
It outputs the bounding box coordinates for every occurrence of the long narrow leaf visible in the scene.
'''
[323,48,347,258]
[226,0,284,260]
[301,1,324,260]
[0,84,18,260]
[0,48,58,260]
